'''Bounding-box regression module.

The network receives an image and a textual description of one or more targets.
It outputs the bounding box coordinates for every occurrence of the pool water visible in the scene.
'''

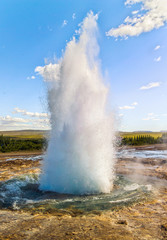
[0,173,152,213]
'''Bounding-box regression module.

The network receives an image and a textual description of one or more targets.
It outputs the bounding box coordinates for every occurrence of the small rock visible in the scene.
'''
[161,223,167,231]
[117,220,127,225]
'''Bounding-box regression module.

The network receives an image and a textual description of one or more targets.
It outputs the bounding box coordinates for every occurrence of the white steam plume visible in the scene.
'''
[36,11,115,195]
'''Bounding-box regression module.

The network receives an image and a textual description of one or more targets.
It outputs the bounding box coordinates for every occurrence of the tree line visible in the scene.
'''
[121,134,164,146]
[0,135,47,152]
[0,133,166,152]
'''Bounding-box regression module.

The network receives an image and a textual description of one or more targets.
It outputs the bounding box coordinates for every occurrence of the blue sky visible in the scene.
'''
[0,0,167,131]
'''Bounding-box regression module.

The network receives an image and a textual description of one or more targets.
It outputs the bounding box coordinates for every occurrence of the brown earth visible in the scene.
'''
[0,151,42,181]
[0,145,167,239]
[0,151,42,158]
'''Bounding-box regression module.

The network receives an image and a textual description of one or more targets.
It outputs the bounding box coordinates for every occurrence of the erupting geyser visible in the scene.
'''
[37,12,115,194]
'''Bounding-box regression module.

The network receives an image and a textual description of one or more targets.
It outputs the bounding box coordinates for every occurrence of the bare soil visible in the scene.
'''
[0,151,43,160]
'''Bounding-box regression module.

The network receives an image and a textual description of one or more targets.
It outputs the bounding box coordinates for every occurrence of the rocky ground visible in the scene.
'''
[0,145,167,240]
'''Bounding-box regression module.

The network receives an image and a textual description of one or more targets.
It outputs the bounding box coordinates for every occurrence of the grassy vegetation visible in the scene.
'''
[0,130,165,152]
[11,135,44,139]
[0,135,47,153]
[0,130,49,139]
[119,132,165,146]
[121,135,162,146]
[0,131,48,152]
[120,132,162,139]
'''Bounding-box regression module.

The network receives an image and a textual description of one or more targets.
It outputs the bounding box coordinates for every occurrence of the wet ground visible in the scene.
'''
[0,145,167,239]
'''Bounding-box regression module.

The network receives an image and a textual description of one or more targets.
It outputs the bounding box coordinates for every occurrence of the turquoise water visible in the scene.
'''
[0,174,151,212]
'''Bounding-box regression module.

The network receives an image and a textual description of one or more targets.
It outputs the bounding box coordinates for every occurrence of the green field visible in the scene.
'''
[120,132,162,139]
[0,130,49,139]
[0,131,48,153]
[0,130,163,140]
[0,130,165,152]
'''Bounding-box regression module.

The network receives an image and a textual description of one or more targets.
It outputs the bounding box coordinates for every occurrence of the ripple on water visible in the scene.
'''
[0,174,152,213]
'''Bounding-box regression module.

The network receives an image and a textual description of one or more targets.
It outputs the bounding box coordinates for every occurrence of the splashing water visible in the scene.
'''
[36,12,115,194]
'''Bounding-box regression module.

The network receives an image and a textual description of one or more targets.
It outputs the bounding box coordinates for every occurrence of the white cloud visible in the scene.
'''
[27,75,36,80]
[72,13,76,20]
[106,0,167,38]
[132,10,139,15]
[0,115,50,131]
[119,113,124,117]
[13,108,48,118]
[62,20,68,27]
[119,105,135,110]
[154,45,160,50]
[154,56,161,62]
[142,113,159,121]
[0,115,29,124]
[143,117,159,121]
[131,102,138,106]
[119,101,138,110]
[140,81,161,90]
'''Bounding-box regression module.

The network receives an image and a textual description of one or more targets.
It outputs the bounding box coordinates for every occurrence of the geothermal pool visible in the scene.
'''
[0,173,151,213]
[117,149,167,159]
[1,148,166,213]
[0,148,166,240]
